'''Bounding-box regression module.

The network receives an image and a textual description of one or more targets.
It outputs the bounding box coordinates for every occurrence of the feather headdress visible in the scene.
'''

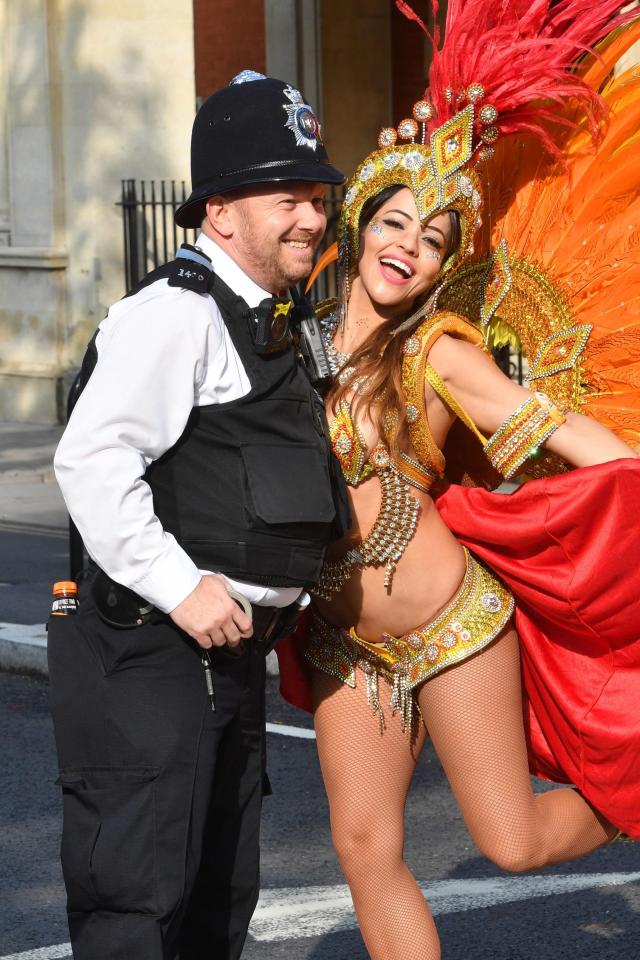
[331,0,638,294]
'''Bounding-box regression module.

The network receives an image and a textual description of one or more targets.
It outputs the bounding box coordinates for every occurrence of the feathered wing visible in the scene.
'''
[472,22,640,451]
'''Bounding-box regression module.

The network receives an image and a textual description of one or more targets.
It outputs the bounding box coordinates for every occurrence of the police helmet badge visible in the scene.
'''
[282,85,323,150]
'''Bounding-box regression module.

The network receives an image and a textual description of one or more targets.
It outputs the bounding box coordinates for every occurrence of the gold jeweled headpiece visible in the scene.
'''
[332,0,636,310]
[338,86,498,286]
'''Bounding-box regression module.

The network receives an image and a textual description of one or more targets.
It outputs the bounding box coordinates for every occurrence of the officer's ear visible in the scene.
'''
[204,194,235,240]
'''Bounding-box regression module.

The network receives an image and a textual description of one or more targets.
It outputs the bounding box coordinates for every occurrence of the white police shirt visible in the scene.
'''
[54,232,301,614]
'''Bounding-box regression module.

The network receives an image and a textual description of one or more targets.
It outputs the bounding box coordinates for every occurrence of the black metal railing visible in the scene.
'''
[117,180,198,290]
[494,344,525,385]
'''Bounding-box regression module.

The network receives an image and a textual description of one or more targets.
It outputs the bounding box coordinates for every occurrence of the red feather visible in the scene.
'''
[394,1,430,36]
[395,0,639,159]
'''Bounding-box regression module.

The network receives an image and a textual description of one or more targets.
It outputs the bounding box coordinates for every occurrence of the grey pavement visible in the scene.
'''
[0,421,67,531]
[0,421,67,676]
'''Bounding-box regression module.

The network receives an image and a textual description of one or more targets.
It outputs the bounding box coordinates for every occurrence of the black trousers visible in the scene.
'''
[47,592,266,960]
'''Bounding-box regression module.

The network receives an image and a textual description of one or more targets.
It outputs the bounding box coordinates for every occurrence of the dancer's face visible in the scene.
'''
[355,188,451,314]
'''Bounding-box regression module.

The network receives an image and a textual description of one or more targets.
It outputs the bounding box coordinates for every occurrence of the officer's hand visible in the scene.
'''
[169,575,253,649]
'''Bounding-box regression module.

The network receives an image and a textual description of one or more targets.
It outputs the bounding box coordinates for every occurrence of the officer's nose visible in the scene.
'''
[297,200,327,235]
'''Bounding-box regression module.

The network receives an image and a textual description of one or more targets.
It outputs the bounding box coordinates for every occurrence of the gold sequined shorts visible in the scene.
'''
[305,549,514,731]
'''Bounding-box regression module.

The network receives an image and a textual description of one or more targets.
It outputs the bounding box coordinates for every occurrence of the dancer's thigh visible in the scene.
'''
[416,628,539,856]
[312,668,427,854]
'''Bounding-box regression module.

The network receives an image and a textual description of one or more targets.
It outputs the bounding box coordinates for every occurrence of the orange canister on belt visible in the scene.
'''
[51,581,79,616]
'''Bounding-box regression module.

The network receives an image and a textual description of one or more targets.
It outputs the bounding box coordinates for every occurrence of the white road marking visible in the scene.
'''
[0,946,72,960]
[0,623,47,647]
[266,721,315,739]
[3,871,638,956]
[248,872,640,942]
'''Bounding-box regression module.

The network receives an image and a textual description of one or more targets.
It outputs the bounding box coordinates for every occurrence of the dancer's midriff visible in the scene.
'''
[313,476,467,641]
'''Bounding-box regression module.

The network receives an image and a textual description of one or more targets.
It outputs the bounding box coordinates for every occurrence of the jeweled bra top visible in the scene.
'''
[314,305,486,600]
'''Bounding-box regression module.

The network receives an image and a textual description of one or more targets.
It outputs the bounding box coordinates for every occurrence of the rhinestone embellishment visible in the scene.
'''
[413,100,434,121]
[371,444,391,469]
[426,644,440,663]
[359,162,376,182]
[481,592,502,613]
[407,632,424,650]
[467,83,485,102]
[378,127,398,148]
[481,125,500,144]
[459,175,473,198]
[383,152,401,170]
[445,135,460,156]
[441,632,457,649]
[403,336,420,356]
[479,103,498,124]
[398,118,419,139]
[335,434,353,455]
[402,150,426,171]
[405,404,419,424]
[345,186,358,205]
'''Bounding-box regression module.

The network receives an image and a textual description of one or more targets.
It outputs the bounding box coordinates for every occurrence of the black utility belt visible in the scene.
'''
[90,568,305,652]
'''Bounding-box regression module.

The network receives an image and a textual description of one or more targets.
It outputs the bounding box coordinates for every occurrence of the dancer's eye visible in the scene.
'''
[382,218,404,230]
[423,235,442,250]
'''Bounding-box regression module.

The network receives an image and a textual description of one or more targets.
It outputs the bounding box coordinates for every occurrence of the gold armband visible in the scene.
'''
[483,391,567,479]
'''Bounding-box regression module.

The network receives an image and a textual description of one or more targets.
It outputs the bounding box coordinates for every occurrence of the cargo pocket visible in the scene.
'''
[58,766,160,914]
[240,442,335,527]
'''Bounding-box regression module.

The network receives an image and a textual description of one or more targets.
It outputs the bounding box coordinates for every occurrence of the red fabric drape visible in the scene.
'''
[276,458,640,838]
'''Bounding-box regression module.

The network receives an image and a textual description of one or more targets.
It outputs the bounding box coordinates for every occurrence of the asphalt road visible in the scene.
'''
[0,527,69,624]
[1,668,639,960]
[1,527,639,959]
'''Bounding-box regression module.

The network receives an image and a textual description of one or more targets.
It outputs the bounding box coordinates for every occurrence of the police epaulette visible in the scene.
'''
[166,243,214,294]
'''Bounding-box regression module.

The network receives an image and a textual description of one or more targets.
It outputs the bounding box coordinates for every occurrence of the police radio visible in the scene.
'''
[289,286,332,389]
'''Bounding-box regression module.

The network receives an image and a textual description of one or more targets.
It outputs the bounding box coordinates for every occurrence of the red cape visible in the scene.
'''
[277,458,640,839]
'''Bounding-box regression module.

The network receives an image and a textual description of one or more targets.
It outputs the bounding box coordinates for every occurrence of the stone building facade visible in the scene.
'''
[0,0,433,422]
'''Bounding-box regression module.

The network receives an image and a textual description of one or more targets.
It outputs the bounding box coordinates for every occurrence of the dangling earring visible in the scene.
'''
[424,280,444,317]
[338,240,351,334]
[389,280,445,338]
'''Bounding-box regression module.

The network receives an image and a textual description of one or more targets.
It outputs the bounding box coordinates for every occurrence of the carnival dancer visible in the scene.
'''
[50,73,347,960]
[276,3,640,958]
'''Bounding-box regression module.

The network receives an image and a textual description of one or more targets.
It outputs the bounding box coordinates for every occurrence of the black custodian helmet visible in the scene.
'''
[175,70,344,228]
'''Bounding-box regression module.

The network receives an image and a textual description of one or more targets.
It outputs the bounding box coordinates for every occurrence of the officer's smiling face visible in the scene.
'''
[207,183,327,292]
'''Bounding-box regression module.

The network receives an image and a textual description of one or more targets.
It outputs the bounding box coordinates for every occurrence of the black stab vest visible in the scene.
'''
[144,271,340,587]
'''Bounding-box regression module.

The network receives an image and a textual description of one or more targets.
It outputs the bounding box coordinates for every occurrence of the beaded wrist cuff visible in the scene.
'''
[483,391,566,479]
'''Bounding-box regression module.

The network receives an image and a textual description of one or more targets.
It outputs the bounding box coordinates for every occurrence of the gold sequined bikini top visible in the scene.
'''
[329,400,443,490]
[328,310,487,487]
[315,310,488,601]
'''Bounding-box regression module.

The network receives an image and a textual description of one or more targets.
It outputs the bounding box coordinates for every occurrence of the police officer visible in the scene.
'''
[50,71,345,960]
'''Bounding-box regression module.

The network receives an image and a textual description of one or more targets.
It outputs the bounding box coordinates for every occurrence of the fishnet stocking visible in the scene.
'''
[312,669,440,960]
[312,628,616,960]
[417,627,616,872]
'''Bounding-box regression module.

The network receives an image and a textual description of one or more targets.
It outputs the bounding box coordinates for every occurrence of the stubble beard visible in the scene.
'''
[246,234,315,291]
[235,205,316,291]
